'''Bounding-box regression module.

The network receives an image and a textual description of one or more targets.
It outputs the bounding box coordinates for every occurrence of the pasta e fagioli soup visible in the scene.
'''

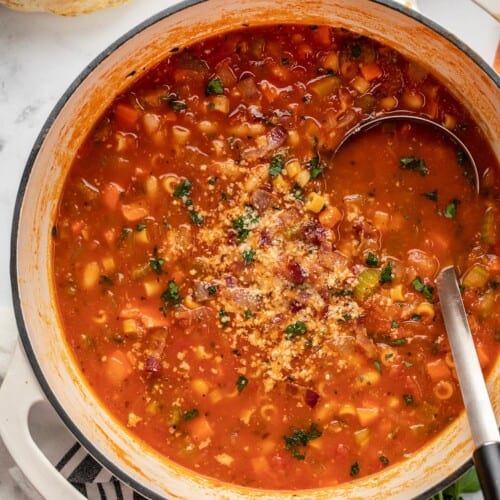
[52,24,499,490]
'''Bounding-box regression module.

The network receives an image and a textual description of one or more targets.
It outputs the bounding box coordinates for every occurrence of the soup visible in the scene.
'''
[52,24,499,490]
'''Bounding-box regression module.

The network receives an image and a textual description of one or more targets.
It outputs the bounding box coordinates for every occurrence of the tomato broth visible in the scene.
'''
[52,25,500,490]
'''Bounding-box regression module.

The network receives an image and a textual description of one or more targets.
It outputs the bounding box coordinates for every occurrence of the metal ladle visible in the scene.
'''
[334,114,498,498]
[333,113,480,193]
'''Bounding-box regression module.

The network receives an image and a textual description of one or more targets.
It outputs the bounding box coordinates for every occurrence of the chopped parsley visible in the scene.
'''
[219,309,230,326]
[403,394,415,406]
[412,276,434,301]
[231,208,259,242]
[284,423,322,460]
[400,156,428,176]
[136,223,147,231]
[379,262,393,284]
[173,179,192,198]
[207,285,217,296]
[206,78,224,95]
[284,321,308,340]
[161,280,182,306]
[189,211,204,225]
[306,155,324,179]
[391,320,399,329]
[183,409,199,421]
[379,455,390,466]
[422,190,438,201]
[411,313,422,321]
[350,461,360,476]
[291,184,304,200]
[236,375,249,393]
[269,154,285,177]
[392,338,408,346]
[242,248,256,264]
[160,93,187,112]
[244,309,253,320]
[404,361,414,368]
[208,176,218,185]
[366,252,379,268]
[99,275,113,286]
[373,360,382,374]
[444,199,460,218]
[149,256,165,275]
[351,45,361,58]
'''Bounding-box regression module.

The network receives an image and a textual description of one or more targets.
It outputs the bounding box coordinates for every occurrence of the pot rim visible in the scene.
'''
[10,1,499,498]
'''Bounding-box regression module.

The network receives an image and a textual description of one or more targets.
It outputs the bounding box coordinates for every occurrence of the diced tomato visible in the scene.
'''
[114,102,139,130]
[101,182,123,211]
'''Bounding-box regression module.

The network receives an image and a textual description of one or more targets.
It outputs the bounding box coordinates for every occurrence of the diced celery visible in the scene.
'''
[354,268,380,300]
[462,264,489,289]
[481,208,497,246]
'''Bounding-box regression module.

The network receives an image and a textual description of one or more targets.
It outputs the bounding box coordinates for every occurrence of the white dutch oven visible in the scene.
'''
[0,1,499,498]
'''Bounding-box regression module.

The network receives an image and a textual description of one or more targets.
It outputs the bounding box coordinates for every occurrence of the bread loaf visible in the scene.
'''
[0,0,130,15]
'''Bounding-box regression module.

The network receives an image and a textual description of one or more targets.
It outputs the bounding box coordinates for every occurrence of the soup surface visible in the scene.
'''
[53,24,500,490]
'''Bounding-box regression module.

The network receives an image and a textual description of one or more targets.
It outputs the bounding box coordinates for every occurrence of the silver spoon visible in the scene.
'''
[335,116,497,496]
[333,113,480,193]
[436,267,500,500]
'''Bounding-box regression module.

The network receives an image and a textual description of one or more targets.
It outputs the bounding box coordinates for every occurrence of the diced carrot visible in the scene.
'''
[121,202,148,221]
[318,206,343,228]
[114,103,139,130]
[102,182,123,211]
[426,358,452,382]
[360,63,383,82]
[104,350,133,386]
[187,415,214,443]
[313,25,331,45]
[356,407,380,426]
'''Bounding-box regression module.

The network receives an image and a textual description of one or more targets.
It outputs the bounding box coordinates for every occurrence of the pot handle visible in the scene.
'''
[0,342,85,500]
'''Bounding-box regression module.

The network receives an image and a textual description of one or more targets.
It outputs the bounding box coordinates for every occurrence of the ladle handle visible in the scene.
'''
[473,442,500,500]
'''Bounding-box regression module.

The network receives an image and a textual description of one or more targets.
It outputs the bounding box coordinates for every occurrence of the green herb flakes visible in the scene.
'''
[379,262,393,284]
[284,321,308,340]
[366,252,379,268]
[412,276,434,301]
[350,461,360,476]
[242,249,256,264]
[403,394,415,406]
[174,179,192,199]
[444,199,460,218]
[206,78,224,95]
[161,280,182,305]
[284,423,322,460]
[236,375,249,393]
[183,408,199,421]
[400,156,428,176]
[269,154,285,177]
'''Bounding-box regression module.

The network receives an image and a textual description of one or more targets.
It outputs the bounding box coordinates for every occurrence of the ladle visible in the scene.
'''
[333,114,480,193]
[335,115,498,497]
[436,267,500,500]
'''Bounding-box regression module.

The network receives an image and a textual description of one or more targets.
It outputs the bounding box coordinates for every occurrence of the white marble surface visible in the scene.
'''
[0,1,498,498]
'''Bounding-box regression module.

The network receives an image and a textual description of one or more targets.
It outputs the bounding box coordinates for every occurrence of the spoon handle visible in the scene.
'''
[473,442,500,500]
[436,266,499,445]
[436,266,500,498]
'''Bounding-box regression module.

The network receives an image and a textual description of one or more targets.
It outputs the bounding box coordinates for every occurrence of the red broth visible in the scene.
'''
[52,25,500,490]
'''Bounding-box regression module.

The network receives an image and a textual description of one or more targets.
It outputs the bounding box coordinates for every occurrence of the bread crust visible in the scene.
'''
[0,0,130,15]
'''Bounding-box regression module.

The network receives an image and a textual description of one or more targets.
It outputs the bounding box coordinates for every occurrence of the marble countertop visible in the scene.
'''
[0,1,498,498]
